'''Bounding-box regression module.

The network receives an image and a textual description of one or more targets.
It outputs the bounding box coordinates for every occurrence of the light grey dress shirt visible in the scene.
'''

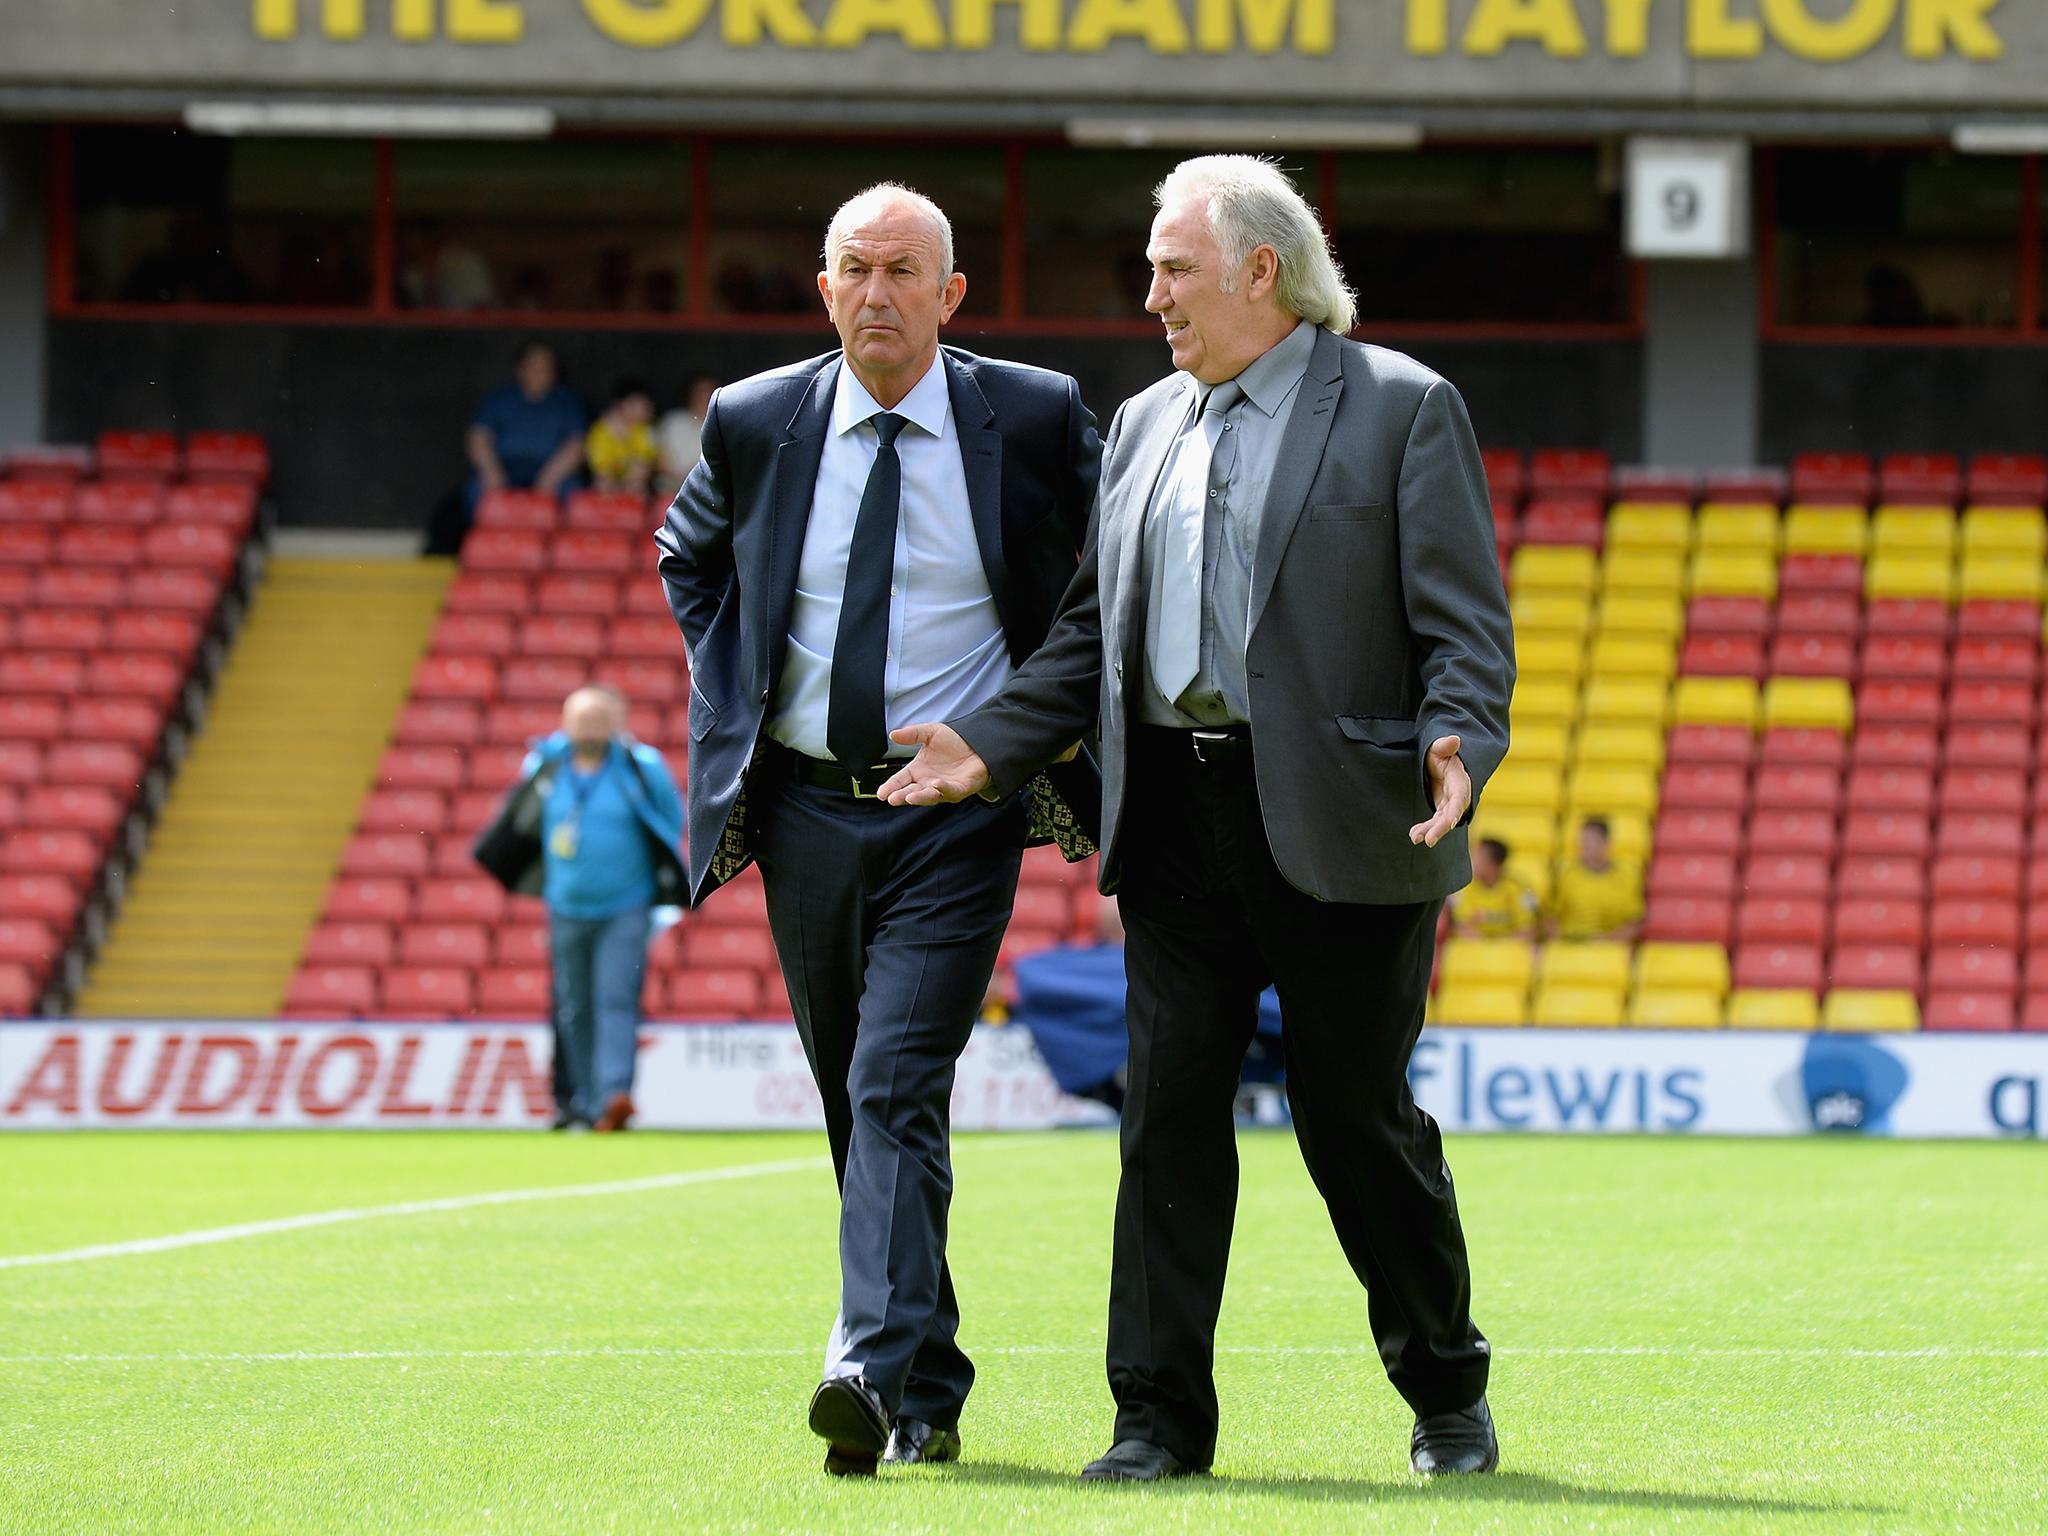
[767,356,1012,761]
[1139,319,1316,728]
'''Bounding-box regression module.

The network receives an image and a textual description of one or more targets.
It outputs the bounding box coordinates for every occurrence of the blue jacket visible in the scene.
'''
[472,733,685,905]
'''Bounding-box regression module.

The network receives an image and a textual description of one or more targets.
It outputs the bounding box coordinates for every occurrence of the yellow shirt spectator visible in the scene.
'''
[586,417,657,490]
[1548,861,1644,941]
[1448,874,1539,940]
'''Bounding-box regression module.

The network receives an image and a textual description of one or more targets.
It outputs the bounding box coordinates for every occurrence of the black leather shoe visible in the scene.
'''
[882,1418,961,1465]
[809,1376,890,1477]
[1079,1439,1204,1482]
[1410,1396,1499,1475]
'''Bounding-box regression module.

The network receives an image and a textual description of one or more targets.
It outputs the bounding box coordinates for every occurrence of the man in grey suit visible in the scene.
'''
[880,155,1514,1481]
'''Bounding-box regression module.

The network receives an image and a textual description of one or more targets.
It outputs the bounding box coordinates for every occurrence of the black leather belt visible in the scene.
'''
[784,749,906,799]
[1143,724,1252,766]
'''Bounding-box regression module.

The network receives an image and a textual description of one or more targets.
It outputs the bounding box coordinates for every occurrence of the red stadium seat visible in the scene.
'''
[430,835,488,877]
[0,444,87,483]
[447,791,502,834]
[1789,451,1873,503]
[692,879,768,928]
[72,482,165,527]
[500,658,590,703]
[95,429,178,479]
[1641,894,1732,945]
[1491,500,1517,554]
[608,616,681,660]
[1862,597,1950,639]
[1849,725,1938,771]
[1659,765,1747,813]
[1858,634,1944,683]
[1012,885,1073,932]
[1928,945,2019,992]
[462,529,549,574]
[1830,944,1921,993]
[476,968,550,1019]
[19,787,124,843]
[0,699,63,743]
[0,481,72,524]
[1966,453,2048,506]
[339,833,432,880]
[127,568,220,615]
[464,745,532,790]
[492,925,553,968]
[532,574,621,616]
[143,524,238,574]
[1954,600,2039,641]
[0,874,81,927]
[0,830,104,885]
[302,923,397,967]
[1611,468,1696,501]
[282,965,377,1018]
[1480,449,1524,503]
[565,491,653,533]
[1678,635,1765,679]
[1833,899,1925,949]
[1779,554,1862,597]
[548,531,636,573]
[104,612,201,661]
[619,578,673,618]
[1757,727,1846,770]
[0,744,41,785]
[1527,448,1609,497]
[1742,853,1831,900]
[474,489,559,531]
[1775,592,1860,638]
[1844,766,1934,816]
[1745,810,1837,859]
[430,613,517,655]
[2024,993,2048,1032]
[393,701,483,747]
[1936,813,2024,858]
[411,655,500,703]
[1944,725,2030,773]
[443,572,532,615]
[1924,992,2015,1032]
[65,698,163,753]
[1951,637,2037,684]
[55,522,144,567]
[357,789,449,836]
[0,961,37,1015]
[587,657,679,705]
[0,654,86,697]
[1665,725,1754,767]
[164,482,260,535]
[1938,768,2026,818]
[1752,764,1841,816]
[681,926,777,971]
[1930,854,2021,902]
[1839,810,1931,860]
[517,614,606,660]
[377,967,474,1019]
[83,654,185,707]
[324,878,413,925]
[1518,497,1603,548]
[1685,596,1772,638]
[1878,452,1961,505]
[414,877,507,926]
[1949,682,2035,729]
[1930,899,2021,949]
[33,567,122,608]
[1855,680,1941,730]
[1733,944,1824,993]
[378,747,466,793]
[1736,897,1827,947]
[667,968,761,1019]
[398,924,491,969]
[0,918,59,972]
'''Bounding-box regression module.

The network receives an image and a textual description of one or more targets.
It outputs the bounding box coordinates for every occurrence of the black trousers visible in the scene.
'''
[752,761,1025,1428]
[1108,727,1490,1469]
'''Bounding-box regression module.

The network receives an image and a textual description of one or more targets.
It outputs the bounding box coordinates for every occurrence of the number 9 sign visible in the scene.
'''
[1628,138,1749,258]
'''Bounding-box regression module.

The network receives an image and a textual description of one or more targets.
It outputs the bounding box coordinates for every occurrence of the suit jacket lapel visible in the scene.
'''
[944,352,1010,633]
[764,357,835,692]
[1249,327,1344,632]
[1106,376,1196,672]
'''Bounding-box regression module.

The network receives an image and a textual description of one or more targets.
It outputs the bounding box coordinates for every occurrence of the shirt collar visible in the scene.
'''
[1202,319,1315,418]
[832,352,951,440]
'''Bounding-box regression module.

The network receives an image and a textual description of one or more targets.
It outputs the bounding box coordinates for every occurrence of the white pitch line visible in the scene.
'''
[1,1344,2043,1367]
[0,1156,830,1272]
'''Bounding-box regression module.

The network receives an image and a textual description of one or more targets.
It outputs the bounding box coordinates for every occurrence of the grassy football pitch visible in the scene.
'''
[2,1130,2044,1534]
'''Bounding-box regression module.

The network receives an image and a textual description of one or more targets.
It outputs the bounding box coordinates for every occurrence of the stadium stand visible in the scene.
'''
[1438,447,2048,1034]
[0,433,268,1014]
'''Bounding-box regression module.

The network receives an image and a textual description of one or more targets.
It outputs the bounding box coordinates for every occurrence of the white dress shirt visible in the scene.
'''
[767,355,1013,762]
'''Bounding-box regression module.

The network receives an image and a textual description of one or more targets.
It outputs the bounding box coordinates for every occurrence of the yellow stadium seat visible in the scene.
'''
[1432,984,1529,1027]
[1511,545,1598,598]
[1483,763,1564,814]
[1517,633,1585,680]
[1602,548,1687,596]
[1572,723,1665,772]
[1587,632,1676,679]
[1760,677,1854,734]
[1864,551,1954,604]
[1566,765,1658,817]
[1689,548,1777,601]
[1439,937,1536,992]
[1635,942,1731,997]
[1629,989,1724,1028]
[1472,809,1559,864]
[1581,676,1669,730]
[1511,591,1595,640]
[1871,504,1955,556]
[1538,940,1632,992]
[1727,989,1821,1030]
[1821,989,1920,1033]
[1501,721,1570,771]
[1531,984,1627,1028]
[1561,811,1649,866]
[1596,593,1686,642]
[1960,505,2046,558]
[1783,503,1869,557]
[1671,675,1759,731]
[1959,553,2045,603]
[1509,677,1580,729]
[1695,501,1781,553]
[1605,502,1692,555]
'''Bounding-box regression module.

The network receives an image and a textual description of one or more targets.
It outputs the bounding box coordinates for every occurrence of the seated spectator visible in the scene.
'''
[586,377,659,496]
[1545,816,1643,942]
[428,341,587,554]
[1447,838,1538,940]
[655,373,719,502]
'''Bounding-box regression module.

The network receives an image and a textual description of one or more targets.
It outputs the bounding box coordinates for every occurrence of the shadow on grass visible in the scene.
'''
[927,1462,1883,1518]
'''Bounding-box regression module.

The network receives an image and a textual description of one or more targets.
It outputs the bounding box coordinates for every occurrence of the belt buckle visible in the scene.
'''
[1191,729,1231,765]
[848,771,876,800]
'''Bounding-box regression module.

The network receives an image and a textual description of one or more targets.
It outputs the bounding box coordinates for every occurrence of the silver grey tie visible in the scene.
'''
[1149,381,1241,707]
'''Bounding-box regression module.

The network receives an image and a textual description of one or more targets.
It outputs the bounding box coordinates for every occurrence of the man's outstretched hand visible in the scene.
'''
[1409,734,1472,848]
[878,723,991,805]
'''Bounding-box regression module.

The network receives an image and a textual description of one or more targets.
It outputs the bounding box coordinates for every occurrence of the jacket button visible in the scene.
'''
[759,688,769,702]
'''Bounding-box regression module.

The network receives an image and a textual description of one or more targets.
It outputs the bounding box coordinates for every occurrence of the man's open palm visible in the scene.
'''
[1410,734,1472,848]
[878,723,991,805]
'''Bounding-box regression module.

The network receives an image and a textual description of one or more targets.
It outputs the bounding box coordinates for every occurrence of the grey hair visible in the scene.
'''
[822,182,956,284]
[1154,155,1357,335]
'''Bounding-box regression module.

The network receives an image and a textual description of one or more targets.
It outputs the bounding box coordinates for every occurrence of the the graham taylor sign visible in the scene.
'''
[0,0,2040,107]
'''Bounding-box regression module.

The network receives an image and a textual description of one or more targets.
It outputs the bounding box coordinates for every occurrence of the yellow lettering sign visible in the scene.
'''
[1687,0,1764,57]
[723,0,818,44]
[822,0,947,47]
[447,0,523,40]
[1194,0,1331,54]
[583,0,713,45]
[253,0,365,39]
[1464,0,1589,56]
[1603,0,1652,55]
[1067,0,1191,51]
[1905,0,2002,59]
[951,0,1063,48]
[1761,0,1893,61]
[1405,0,1449,54]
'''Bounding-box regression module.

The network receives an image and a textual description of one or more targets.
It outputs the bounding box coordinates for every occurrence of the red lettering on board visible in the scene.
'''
[297,1034,378,1118]
[253,1034,301,1116]
[175,1034,262,1115]
[98,1032,185,1116]
[375,1035,436,1119]
[475,1037,551,1121]
[4,1032,81,1116]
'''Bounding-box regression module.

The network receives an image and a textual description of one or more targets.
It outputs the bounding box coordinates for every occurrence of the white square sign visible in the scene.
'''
[1627,137,1750,259]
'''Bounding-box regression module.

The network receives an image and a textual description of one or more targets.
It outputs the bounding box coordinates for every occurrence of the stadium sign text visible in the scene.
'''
[1407,0,2001,61]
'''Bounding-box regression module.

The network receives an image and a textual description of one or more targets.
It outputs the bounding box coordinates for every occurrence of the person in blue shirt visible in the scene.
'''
[527,685,684,1132]
[456,340,588,527]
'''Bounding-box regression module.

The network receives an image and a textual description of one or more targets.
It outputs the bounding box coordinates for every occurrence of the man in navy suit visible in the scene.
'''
[654,184,1100,1476]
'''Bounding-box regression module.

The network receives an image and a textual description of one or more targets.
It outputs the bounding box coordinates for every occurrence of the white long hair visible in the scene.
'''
[1155,155,1357,335]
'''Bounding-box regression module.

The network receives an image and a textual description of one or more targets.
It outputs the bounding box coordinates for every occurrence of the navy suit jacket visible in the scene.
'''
[654,345,1104,905]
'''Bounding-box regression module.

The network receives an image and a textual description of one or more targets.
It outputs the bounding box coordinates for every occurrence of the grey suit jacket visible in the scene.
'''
[953,325,1515,905]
